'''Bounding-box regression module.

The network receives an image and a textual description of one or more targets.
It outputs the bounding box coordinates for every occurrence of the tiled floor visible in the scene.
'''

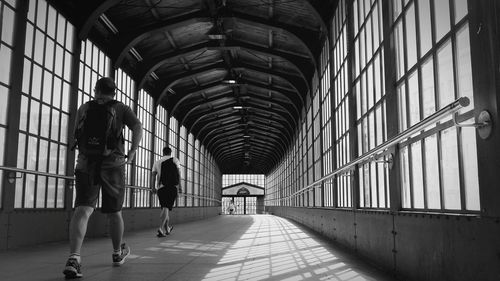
[0,215,399,281]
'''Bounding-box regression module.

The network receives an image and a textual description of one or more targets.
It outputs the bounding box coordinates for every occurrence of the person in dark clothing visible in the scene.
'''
[63,77,143,279]
[152,146,183,237]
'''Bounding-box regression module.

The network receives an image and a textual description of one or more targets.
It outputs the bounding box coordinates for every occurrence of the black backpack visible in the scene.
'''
[160,158,180,187]
[73,100,122,156]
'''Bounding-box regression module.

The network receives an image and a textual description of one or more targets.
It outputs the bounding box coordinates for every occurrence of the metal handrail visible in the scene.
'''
[0,165,75,180]
[181,192,222,203]
[0,166,221,203]
[274,96,471,202]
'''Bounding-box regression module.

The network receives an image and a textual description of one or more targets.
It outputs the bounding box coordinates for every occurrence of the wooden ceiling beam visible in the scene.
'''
[199,117,291,147]
[171,79,300,119]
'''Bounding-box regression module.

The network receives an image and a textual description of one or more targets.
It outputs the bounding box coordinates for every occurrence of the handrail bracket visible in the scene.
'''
[7,171,23,184]
[453,110,492,139]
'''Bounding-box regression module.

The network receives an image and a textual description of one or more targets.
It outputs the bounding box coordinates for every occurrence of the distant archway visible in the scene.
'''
[237,187,250,195]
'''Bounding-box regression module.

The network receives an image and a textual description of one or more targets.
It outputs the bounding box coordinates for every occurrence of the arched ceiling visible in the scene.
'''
[49,0,336,174]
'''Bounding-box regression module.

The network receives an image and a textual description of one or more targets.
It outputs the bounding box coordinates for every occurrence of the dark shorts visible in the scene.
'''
[157,186,178,211]
[74,159,125,213]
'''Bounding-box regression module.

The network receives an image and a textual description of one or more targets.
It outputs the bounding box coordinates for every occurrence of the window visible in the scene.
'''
[394,0,479,211]
[134,89,153,207]
[153,106,168,207]
[0,0,17,208]
[223,174,265,187]
[332,0,352,208]
[114,68,136,208]
[15,0,74,209]
[353,0,389,209]
[320,41,334,207]
[178,125,187,207]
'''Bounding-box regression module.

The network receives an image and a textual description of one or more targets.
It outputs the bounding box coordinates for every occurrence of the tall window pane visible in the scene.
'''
[394,0,477,212]
[15,0,74,209]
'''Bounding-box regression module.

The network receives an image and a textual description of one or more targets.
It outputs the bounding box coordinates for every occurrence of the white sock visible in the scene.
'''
[69,253,81,263]
[113,249,121,255]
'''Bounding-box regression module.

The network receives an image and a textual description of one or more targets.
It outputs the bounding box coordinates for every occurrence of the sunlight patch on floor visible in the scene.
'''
[202,216,373,281]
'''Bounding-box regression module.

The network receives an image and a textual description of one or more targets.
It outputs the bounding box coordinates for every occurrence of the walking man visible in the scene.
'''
[152,146,183,237]
[63,77,143,278]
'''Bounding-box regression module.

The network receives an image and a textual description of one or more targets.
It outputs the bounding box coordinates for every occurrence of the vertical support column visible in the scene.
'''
[381,0,401,212]
[64,31,82,211]
[2,0,28,212]
[328,18,338,208]
[149,104,157,208]
[176,122,184,207]
[311,92,316,208]
[318,61,325,208]
[346,0,359,211]
[197,147,201,207]
[191,138,195,207]
[128,81,139,208]
[165,109,170,148]
[468,0,500,217]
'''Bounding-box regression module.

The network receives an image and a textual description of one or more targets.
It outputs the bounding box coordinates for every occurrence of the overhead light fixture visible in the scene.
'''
[221,71,240,85]
[129,48,143,62]
[208,33,226,40]
[99,14,118,34]
[207,21,226,40]
[243,135,251,138]
[150,72,159,80]
[233,105,244,110]
[222,78,237,84]
[167,88,176,95]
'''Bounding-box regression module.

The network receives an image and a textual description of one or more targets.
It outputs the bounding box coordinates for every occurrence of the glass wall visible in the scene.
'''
[77,40,110,105]
[114,68,135,208]
[306,98,314,207]
[15,0,74,208]
[266,0,480,214]
[153,106,168,207]
[222,174,265,187]
[186,132,194,207]
[312,74,322,207]
[135,89,153,207]
[0,0,17,207]
[1,0,221,212]
[194,139,200,206]
[394,0,478,211]
[353,0,389,209]
[332,0,351,208]
[178,125,187,207]
[321,41,333,207]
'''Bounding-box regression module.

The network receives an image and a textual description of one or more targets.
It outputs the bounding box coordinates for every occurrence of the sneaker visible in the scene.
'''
[63,258,82,279]
[156,229,166,237]
[112,243,130,266]
[166,225,173,235]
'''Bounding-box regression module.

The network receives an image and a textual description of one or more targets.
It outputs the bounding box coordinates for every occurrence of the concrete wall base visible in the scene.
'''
[0,206,220,250]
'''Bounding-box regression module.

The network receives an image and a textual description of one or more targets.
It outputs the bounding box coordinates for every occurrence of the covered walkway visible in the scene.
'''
[0,215,396,281]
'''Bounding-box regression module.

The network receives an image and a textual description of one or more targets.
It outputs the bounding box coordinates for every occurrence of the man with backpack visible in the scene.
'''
[63,77,143,279]
[151,146,183,237]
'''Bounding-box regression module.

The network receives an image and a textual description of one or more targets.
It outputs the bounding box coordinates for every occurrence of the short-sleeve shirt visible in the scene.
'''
[152,155,182,189]
[75,99,141,169]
